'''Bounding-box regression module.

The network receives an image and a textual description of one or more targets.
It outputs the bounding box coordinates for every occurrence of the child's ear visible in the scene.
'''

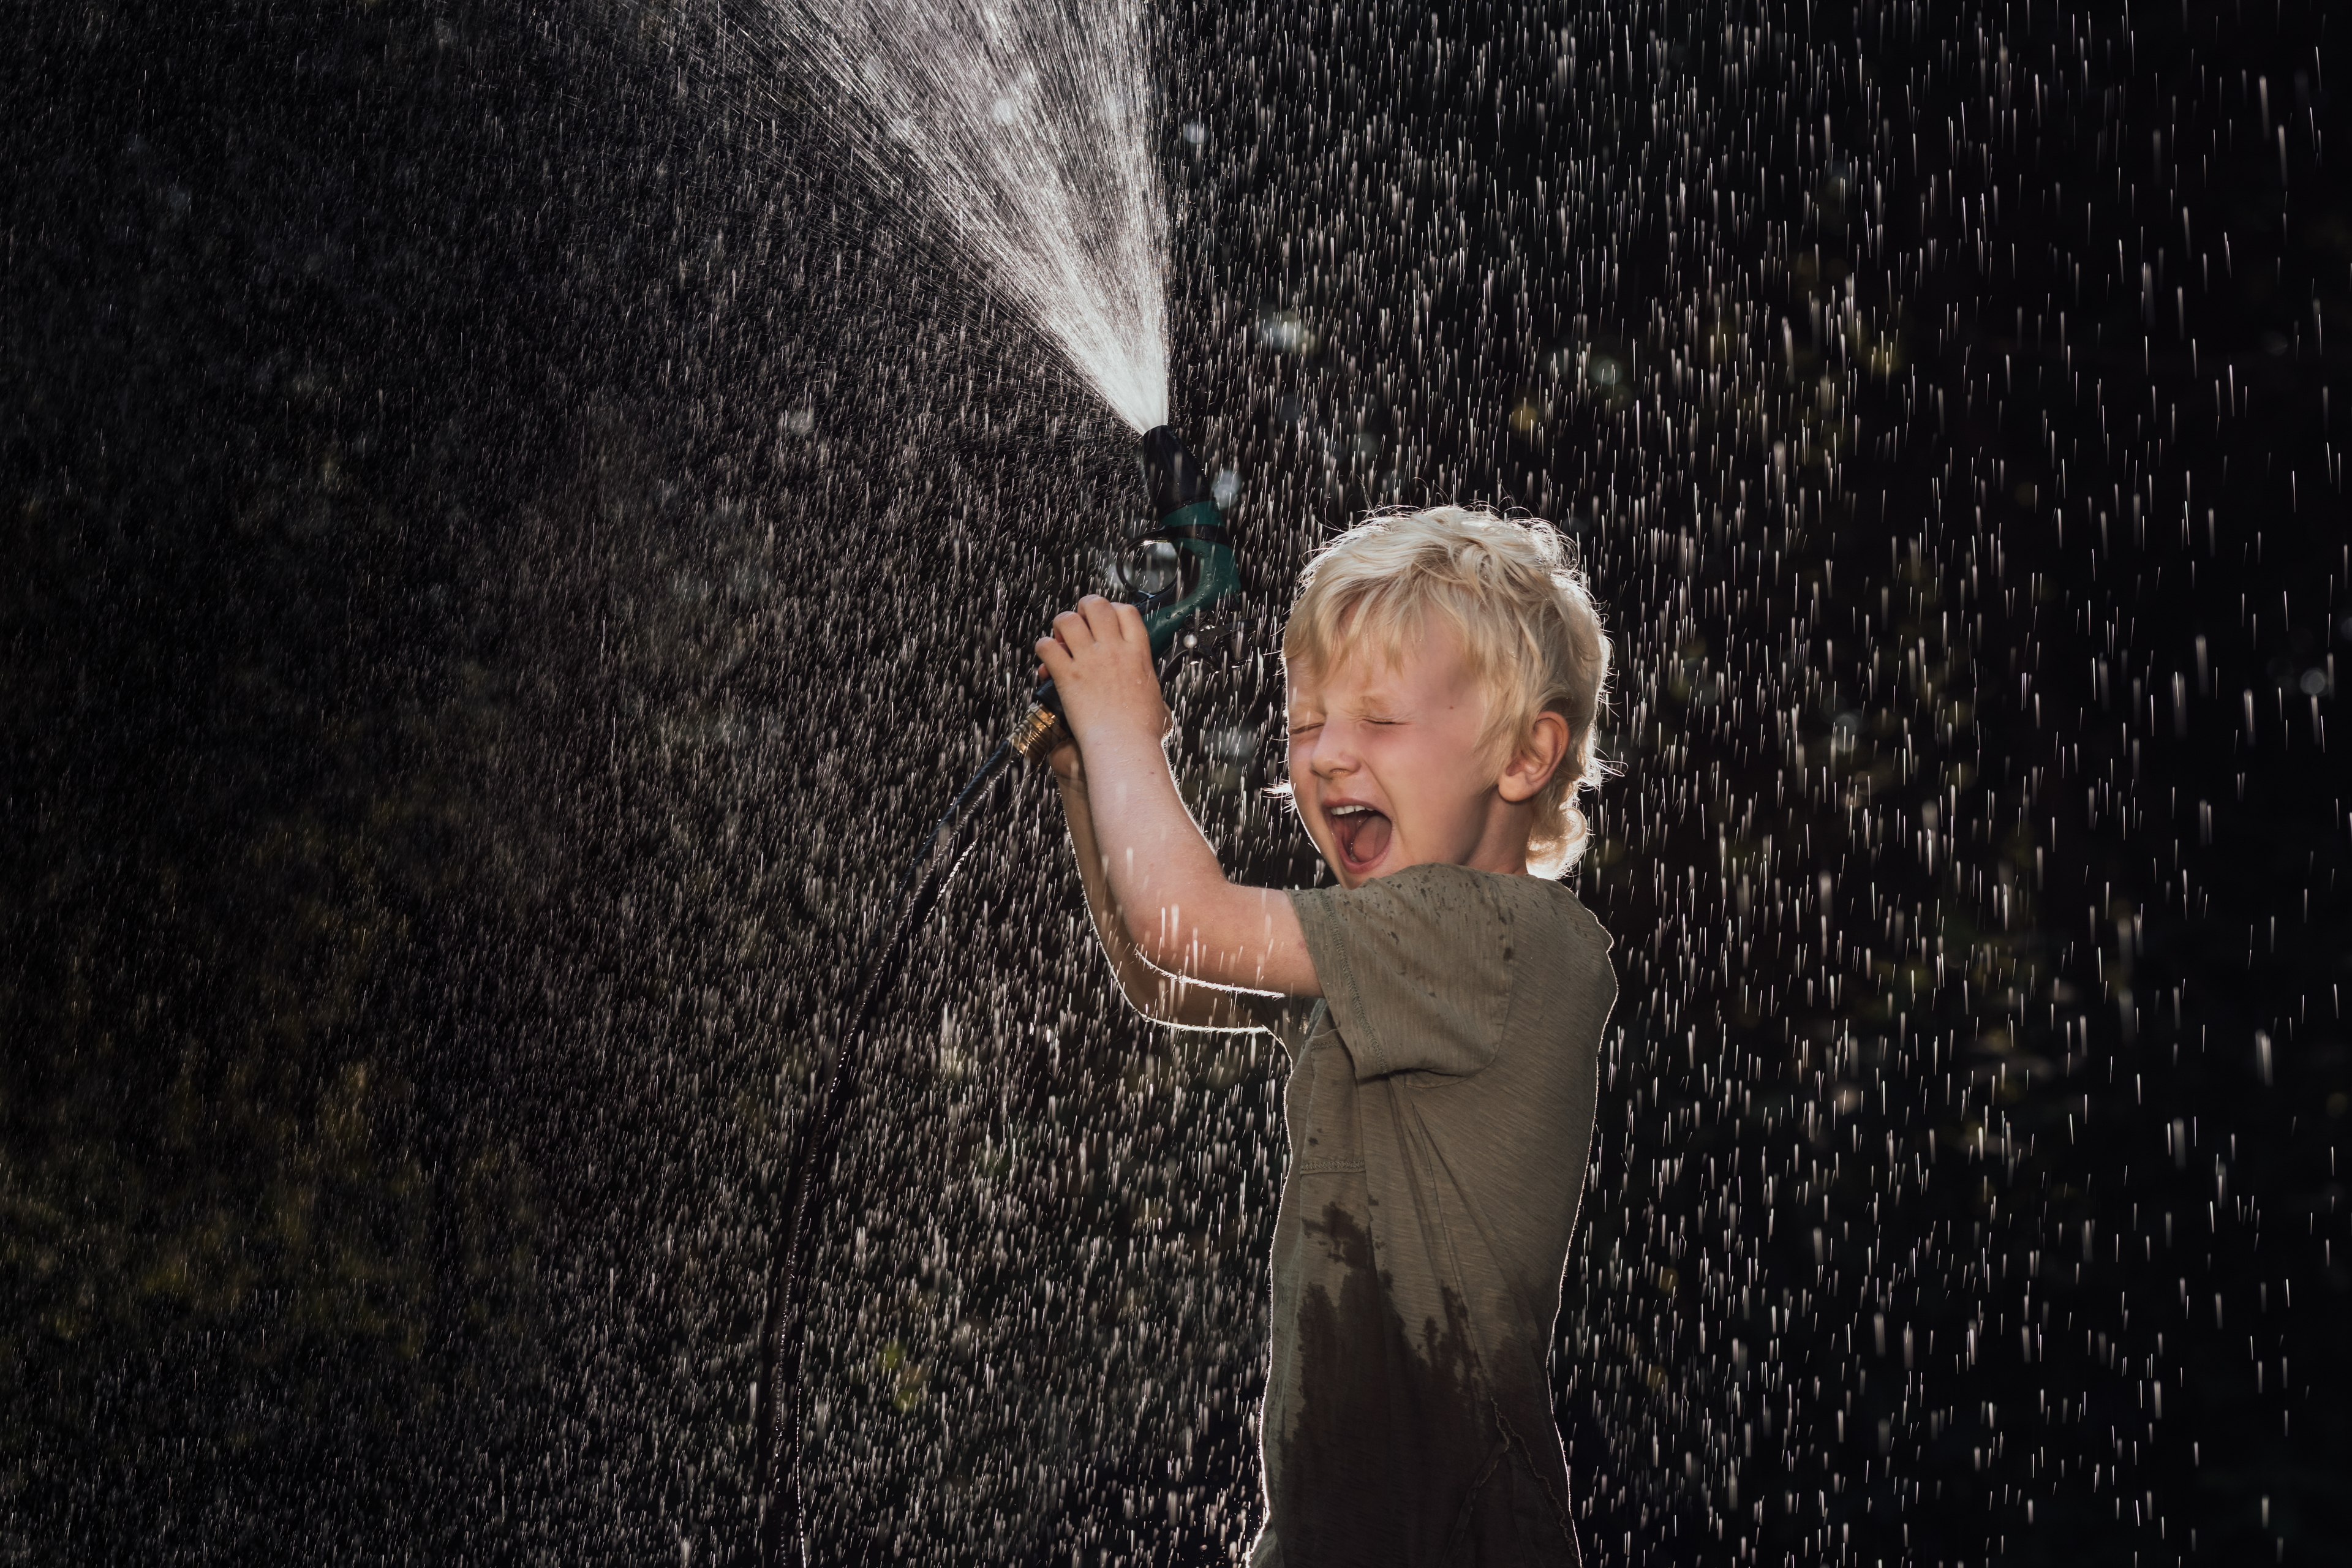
[1496,710,1570,804]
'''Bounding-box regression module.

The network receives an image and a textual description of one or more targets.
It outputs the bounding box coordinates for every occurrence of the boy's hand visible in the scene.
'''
[1035,596,1168,753]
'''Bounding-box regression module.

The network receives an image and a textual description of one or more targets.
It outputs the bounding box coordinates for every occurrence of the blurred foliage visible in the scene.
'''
[0,0,565,1557]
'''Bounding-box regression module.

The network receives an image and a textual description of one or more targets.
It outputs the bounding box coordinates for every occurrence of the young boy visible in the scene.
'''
[1035,506,1616,1566]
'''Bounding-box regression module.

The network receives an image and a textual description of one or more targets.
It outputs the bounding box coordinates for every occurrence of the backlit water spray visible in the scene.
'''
[11,1,2339,1564]
[742,3,1184,1559]
[756,0,1169,431]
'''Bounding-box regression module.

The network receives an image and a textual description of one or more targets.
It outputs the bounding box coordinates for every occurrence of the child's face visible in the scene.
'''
[1286,616,1527,888]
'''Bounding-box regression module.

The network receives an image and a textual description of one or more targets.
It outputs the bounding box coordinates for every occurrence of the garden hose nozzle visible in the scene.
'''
[1015,424,1241,762]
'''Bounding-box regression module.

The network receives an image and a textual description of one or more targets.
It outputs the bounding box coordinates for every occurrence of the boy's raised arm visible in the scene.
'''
[1046,738,1272,1030]
[1038,597,1322,1000]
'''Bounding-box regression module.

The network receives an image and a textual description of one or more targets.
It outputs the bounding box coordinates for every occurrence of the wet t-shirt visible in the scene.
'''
[1245,862,1616,1568]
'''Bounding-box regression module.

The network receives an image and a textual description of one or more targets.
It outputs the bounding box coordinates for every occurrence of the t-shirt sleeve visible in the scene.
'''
[1287,864,1518,1082]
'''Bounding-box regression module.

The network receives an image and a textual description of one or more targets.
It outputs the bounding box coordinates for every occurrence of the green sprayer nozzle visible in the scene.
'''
[1016,424,1241,763]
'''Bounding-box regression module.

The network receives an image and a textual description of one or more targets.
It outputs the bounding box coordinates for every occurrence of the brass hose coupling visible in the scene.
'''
[1011,705,1070,764]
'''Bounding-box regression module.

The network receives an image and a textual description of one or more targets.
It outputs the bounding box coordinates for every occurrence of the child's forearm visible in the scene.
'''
[1035,594,1317,997]
[1057,771,1177,1008]
[1056,774,1265,1030]
[1074,725,1319,997]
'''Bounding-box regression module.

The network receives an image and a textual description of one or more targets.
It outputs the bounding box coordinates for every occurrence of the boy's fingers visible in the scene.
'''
[1053,597,1156,666]
[1076,595,1117,633]
[1080,595,1141,647]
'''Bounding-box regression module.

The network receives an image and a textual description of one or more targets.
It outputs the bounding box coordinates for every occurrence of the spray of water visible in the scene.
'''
[761,0,1169,432]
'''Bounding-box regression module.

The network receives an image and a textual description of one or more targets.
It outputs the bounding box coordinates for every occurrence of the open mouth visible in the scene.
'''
[1326,803,1392,871]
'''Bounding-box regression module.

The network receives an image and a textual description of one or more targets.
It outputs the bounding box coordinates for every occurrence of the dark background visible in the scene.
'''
[4,0,2345,1562]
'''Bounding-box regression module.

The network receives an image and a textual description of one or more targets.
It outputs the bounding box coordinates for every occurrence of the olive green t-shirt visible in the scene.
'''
[1244,862,1616,1567]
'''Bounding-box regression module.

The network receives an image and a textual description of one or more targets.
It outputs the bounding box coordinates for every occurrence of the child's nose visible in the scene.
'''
[1308,734,1357,775]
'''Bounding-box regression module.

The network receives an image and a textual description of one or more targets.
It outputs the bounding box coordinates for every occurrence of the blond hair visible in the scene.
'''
[1283,506,1610,876]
